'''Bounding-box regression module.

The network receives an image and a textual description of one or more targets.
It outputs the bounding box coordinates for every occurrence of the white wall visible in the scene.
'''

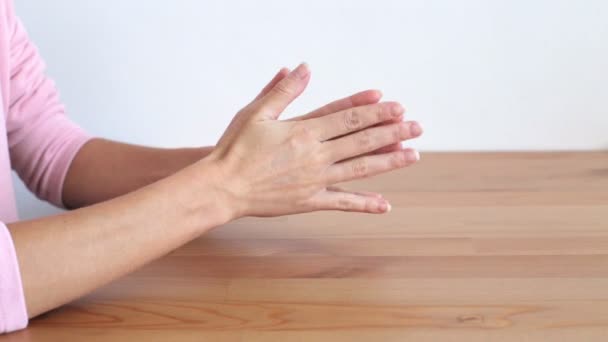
[13,0,608,218]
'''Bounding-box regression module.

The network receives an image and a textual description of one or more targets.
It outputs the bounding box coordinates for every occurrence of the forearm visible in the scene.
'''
[8,159,230,318]
[5,64,422,323]
[62,138,214,208]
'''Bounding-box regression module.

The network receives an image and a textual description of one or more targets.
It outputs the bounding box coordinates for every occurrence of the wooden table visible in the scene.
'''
[3,152,608,341]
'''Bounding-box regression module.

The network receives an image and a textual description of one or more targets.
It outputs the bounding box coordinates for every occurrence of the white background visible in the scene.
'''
[13,0,608,218]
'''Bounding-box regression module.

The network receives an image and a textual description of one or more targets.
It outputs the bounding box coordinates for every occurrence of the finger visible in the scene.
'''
[288,89,382,121]
[311,189,391,214]
[254,67,290,101]
[306,102,405,141]
[372,142,403,155]
[381,113,404,125]
[366,115,404,155]
[326,186,383,199]
[324,148,420,184]
[255,62,311,120]
[324,121,422,162]
[223,67,289,140]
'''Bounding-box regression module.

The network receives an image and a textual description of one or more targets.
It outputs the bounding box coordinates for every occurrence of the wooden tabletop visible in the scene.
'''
[4,152,608,341]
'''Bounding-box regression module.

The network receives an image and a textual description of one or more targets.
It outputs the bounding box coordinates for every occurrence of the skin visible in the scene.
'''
[61,140,215,209]
[62,69,401,208]
[8,63,423,318]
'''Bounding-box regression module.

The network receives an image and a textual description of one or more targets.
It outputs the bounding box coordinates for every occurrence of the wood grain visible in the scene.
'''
[3,152,608,341]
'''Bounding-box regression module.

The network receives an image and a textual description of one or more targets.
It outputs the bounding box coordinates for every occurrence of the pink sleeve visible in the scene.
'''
[3,0,92,207]
[0,222,27,333]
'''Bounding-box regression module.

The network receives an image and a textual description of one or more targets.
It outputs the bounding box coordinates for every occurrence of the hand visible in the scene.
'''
[207,63,423,219]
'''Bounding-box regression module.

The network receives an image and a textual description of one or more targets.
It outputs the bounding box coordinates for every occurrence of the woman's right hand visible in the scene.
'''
[204,63,423,220]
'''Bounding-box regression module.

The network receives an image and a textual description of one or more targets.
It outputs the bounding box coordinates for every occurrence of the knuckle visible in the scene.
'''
[351,158,369,178]
[390,151,407,168]
[356,129,373,149]
[290,124,314,141]
[392,124,403,141]
[297,124,314,138]
[389,101,404,118]
[343,109,362,130]
[287,133,300,147]
[287,130,308,149]
[311,149,327,165]
[336,194,354,211]
[376,104,389,122]
[289,124,327,164]
[287,139,299,151]
[364,198,376,213]
[273,81,294,97]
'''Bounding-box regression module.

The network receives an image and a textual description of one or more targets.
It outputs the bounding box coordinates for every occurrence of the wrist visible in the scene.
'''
[193,158,240,226]
[155,157,238,235]
[204,151,253,220]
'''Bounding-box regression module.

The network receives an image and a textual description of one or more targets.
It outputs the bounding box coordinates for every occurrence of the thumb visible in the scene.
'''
[255,62,311,120]
[311,188,391,214]
[253,67,290,101]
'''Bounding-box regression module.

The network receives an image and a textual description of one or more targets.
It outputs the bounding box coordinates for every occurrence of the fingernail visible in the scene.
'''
[409,122,423,137]
[378,200,389,213]
[405,149,420,162]
[391,103,405,117]
[386,202,392,212]
[373,89,383,100]
[293,62,310,79]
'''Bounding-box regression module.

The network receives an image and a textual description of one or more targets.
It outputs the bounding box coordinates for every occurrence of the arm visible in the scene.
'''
[62,140,214,208]
[60,68,292,209]
[62,70,395,209]
[8,158,229,318]
[7,63,422,322]
[1,0,214,211]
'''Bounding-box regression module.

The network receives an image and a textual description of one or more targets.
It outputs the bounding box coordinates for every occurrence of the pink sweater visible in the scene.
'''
[0,0,91,333]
